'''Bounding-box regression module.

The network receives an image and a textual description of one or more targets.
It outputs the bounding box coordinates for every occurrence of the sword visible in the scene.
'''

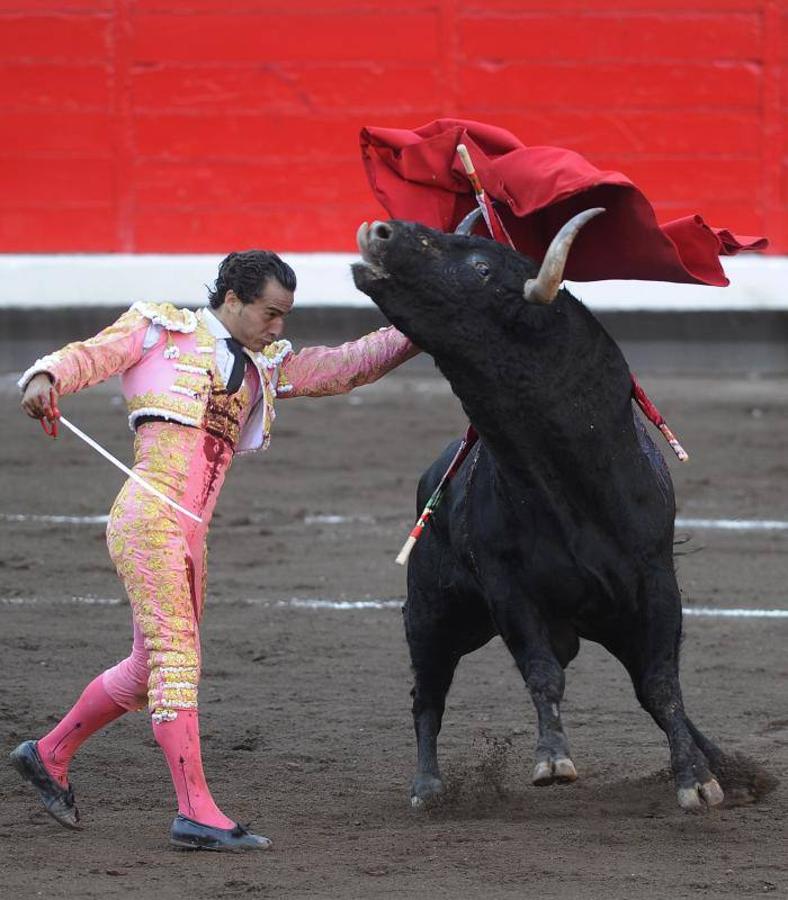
[40,394,202,524]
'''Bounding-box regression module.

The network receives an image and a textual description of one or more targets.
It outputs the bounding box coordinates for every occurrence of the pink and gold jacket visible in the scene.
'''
[19,302,417,453]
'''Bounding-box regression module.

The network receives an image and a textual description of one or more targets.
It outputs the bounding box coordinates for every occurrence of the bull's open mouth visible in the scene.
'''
[355,221,390,279]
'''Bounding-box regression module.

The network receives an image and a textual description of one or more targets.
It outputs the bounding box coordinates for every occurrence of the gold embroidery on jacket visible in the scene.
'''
[128,391,203,423]
[132,301,198,333]
[175,352,211,370]
[172,371,211,397]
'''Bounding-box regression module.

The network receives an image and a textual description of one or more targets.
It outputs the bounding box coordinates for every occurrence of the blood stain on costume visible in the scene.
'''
[185,554,197,618]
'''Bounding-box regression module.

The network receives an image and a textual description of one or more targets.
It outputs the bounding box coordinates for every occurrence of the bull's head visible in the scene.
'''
[352,209,603,368]
[353,209,634,472]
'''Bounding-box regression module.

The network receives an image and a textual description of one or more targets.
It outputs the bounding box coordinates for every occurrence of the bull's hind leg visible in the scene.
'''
[614,571,724,811]
[493,602,579,787]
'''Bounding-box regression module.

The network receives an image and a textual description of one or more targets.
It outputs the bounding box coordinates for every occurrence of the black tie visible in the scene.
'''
[225,337,248,394]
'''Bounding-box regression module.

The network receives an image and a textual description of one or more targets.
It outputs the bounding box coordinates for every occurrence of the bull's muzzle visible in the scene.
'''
[357,220,392,254]
[356,221,393,277]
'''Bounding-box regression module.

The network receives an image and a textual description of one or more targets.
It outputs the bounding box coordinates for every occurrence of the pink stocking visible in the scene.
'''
[152,710,235,829]
[36,674,127,788]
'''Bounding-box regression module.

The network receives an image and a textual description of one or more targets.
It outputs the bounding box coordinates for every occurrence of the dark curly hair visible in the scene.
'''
[208,250,297,308]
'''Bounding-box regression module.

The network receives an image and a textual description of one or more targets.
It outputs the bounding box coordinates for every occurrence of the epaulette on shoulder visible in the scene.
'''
[258,339,293,369]
[131,301,198,333]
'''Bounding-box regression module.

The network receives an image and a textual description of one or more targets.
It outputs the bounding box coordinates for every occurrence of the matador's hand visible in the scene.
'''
[21,373,57,419]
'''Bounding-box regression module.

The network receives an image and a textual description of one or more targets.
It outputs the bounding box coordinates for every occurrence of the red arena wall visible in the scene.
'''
[0,0,785,254]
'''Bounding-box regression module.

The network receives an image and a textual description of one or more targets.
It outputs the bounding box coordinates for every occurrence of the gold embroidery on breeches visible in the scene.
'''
[106,423,231,721]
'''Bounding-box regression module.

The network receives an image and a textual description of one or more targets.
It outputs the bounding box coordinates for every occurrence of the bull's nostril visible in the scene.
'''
[371,221,392,241]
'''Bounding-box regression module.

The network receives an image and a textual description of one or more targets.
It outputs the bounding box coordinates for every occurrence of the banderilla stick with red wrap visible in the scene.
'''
[396,424,478,566]
[456,144,514,248]
[630,374,689,462]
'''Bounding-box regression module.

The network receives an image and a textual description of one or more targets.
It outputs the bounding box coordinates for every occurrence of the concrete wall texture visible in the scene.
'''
[1,1,785,254]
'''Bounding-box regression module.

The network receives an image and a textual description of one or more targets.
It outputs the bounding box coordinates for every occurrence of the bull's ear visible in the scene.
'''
[523,208,605,305]
[454,207,483,235]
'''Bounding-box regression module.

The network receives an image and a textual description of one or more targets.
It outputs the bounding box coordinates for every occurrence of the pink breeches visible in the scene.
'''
[102,622,153,712]
[105,422,233,722]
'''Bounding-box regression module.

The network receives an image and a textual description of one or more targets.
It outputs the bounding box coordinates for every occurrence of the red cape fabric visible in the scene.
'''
[360,119,767,286]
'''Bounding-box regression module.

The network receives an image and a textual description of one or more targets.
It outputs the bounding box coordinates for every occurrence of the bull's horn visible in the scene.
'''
[454,206,484,235]
[523,207,605,305]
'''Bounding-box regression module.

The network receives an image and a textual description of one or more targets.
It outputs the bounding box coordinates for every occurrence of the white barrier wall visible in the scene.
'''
[0,254,786,311]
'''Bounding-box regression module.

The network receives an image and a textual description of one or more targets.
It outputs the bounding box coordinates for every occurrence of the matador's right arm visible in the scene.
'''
[18,307,153,396]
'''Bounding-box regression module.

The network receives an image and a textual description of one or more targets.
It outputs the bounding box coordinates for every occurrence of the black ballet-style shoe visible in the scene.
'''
[9,740,82,830]
[169,814,272,852]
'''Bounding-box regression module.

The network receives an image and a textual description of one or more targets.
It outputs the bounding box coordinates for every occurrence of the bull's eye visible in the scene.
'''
[474,261,491,278]
[419,235,430,247]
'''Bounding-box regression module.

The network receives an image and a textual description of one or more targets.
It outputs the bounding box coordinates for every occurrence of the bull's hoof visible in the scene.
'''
[410,774,444,807]
[533,756,578,787]
[677,778,724,811]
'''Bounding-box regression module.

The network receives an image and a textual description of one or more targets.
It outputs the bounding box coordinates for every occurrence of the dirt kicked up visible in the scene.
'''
[0,366,786,899]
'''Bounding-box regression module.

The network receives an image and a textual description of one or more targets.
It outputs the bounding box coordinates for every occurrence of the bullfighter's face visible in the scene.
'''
[352,220,545,363]
[222,278,294,352]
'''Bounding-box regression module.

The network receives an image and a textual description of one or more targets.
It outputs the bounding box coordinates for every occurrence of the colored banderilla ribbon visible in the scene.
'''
[41,390,202,524]
[396,424,478,566]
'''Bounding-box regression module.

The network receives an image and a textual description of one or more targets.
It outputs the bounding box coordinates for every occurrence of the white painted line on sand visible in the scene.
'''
[0,513,109,524]
[1,596,785,618]
[0,596,122,606]
[5,513,787,532]
[242,597,403,610]
[1,512,378,527]
[303,514,376,525]
[682,607,788,618]
[676,517,788,531]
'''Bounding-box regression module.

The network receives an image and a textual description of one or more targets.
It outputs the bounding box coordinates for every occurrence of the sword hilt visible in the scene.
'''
[39,388,60,438]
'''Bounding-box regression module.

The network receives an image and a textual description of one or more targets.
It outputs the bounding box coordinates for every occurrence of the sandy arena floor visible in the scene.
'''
[0,363,786,899]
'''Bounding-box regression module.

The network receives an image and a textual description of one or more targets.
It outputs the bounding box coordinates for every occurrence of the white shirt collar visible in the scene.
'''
[201,307,233,340]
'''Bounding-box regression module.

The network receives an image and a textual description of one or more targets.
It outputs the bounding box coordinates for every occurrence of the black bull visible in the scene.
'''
[352,215,731,812]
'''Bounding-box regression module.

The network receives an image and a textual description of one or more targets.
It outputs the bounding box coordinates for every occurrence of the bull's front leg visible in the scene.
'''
[523,658,578,786]
[492,599,578,787]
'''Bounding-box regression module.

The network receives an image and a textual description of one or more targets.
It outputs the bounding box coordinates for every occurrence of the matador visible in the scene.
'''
[11,250,417,851]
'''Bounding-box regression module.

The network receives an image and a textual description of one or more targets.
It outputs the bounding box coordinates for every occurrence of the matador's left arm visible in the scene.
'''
[276,326,418,398]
